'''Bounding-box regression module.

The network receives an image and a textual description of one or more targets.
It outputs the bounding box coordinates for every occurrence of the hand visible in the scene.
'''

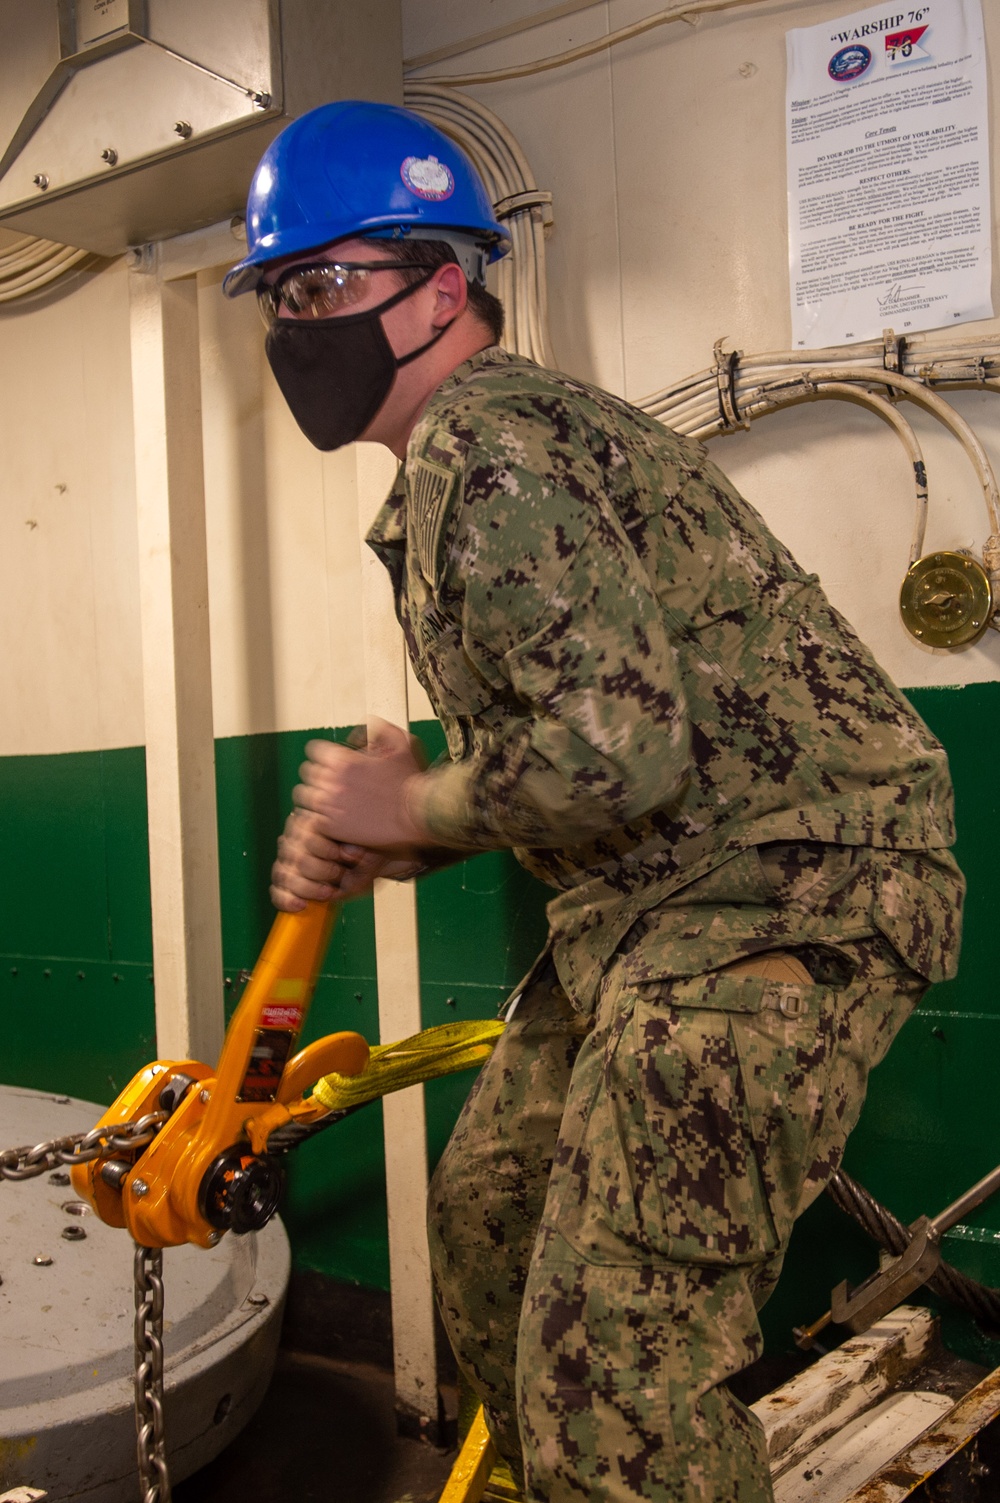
[270,810,425,912]
[291,718,433,851]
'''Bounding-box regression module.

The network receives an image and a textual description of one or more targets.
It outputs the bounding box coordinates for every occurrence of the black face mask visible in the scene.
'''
[264,274,443,451]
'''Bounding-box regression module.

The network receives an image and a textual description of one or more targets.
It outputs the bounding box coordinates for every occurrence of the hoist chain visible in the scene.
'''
[134,1242,172,1503]
[0,1111,167,1180]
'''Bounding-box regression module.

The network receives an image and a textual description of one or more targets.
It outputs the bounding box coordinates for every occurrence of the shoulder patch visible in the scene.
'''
[407,429,465,583]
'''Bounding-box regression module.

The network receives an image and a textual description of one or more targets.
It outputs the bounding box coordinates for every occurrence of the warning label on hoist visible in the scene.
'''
[786,0,992,349]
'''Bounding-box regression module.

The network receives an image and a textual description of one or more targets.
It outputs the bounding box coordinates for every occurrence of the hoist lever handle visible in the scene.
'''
[72,900,370,1248]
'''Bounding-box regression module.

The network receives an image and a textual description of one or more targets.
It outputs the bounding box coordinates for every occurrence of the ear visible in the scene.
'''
[429,261,468,328]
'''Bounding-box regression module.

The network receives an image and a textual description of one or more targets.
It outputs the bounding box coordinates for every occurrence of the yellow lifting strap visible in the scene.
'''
[311,1017,507,1113]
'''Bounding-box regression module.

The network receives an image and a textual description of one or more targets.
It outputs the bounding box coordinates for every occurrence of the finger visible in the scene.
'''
[292,783,343,820]
[270,860,336,903]
[271,885,307,913]
[303,738,353,770]
[280,821,348,864]
[335,842,366,861]
[275,847,341,886]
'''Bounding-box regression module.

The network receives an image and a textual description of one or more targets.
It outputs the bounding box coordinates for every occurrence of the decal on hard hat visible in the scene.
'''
[401,155,455,201]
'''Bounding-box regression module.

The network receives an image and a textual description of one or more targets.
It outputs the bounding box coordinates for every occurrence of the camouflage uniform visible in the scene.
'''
[367,348,963,1501]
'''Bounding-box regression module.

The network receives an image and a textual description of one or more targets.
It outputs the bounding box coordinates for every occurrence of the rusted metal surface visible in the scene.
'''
[843,1364,1000,1501]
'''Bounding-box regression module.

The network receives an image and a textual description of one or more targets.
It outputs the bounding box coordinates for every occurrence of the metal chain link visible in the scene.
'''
[134,1242,171,1503]
[0,1112,166,1180]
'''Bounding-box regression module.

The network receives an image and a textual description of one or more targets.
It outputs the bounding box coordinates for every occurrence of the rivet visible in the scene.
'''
[206,1231,221,1246]
[32,1254,53,1266]
[246,1292,268,1307]
[9,967,17,977]
[43,969,51,978]
[77,970,85,980]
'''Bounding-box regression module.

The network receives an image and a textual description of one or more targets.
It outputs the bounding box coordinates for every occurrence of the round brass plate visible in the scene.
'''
[900,551,993,648]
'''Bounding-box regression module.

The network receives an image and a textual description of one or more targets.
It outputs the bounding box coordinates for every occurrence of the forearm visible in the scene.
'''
[408,712,690,853]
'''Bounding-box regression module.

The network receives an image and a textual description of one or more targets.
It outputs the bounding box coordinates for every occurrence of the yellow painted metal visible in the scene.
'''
[899,551,993,648]
[439,1407,497,1503]
[72,900,369,1247]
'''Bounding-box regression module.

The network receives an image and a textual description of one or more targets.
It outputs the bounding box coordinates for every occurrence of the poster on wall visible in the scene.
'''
[786,0,992,350]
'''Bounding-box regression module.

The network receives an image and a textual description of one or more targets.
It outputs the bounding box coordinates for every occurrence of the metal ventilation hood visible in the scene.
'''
[0,0,403,254]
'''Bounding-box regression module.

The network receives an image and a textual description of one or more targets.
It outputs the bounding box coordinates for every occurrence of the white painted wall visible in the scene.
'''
[2,0,999,760]
[0,258,143,755]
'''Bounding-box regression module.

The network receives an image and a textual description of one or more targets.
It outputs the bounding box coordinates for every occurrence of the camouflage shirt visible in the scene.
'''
[367,348,962,1007]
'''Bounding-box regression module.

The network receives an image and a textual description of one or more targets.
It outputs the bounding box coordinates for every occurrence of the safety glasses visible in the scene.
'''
[256,259,429,327]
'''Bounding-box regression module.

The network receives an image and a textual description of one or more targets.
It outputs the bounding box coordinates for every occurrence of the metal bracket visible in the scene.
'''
[493,189,554,229]
[831,1215,943,1333]
[714,341,748,431]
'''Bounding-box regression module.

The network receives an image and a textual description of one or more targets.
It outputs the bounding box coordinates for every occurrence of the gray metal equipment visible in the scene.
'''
[0,0,403,254]
[0,1085,290,1503]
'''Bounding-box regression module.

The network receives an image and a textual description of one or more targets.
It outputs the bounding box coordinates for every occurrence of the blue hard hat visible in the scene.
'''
[223,99,511,297]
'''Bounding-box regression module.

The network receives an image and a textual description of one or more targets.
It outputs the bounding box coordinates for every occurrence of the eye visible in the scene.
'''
[284,265,371,316]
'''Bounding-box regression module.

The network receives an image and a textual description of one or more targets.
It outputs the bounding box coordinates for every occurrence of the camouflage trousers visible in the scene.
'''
[428,923,926,1502]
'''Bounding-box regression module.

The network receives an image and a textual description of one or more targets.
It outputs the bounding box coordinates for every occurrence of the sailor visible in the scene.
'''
[224,99,963,1503]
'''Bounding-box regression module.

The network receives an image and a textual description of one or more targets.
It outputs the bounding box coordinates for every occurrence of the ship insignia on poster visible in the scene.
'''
[828,43,873,80]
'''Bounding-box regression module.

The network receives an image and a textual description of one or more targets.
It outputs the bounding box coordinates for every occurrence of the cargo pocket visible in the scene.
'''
[554,966,839,1267]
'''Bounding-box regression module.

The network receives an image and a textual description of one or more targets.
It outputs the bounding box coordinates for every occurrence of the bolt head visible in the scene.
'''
[132,1178,149,1197]
[174,120,192,138]
[206,1230,221,1246]
[246,1292,269,1307]
[101,147,118,165]
[32,173,48,190]
[199,1088,211,1104]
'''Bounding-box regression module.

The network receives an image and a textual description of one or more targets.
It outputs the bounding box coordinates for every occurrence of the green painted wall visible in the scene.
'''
[1,683,997,1362]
